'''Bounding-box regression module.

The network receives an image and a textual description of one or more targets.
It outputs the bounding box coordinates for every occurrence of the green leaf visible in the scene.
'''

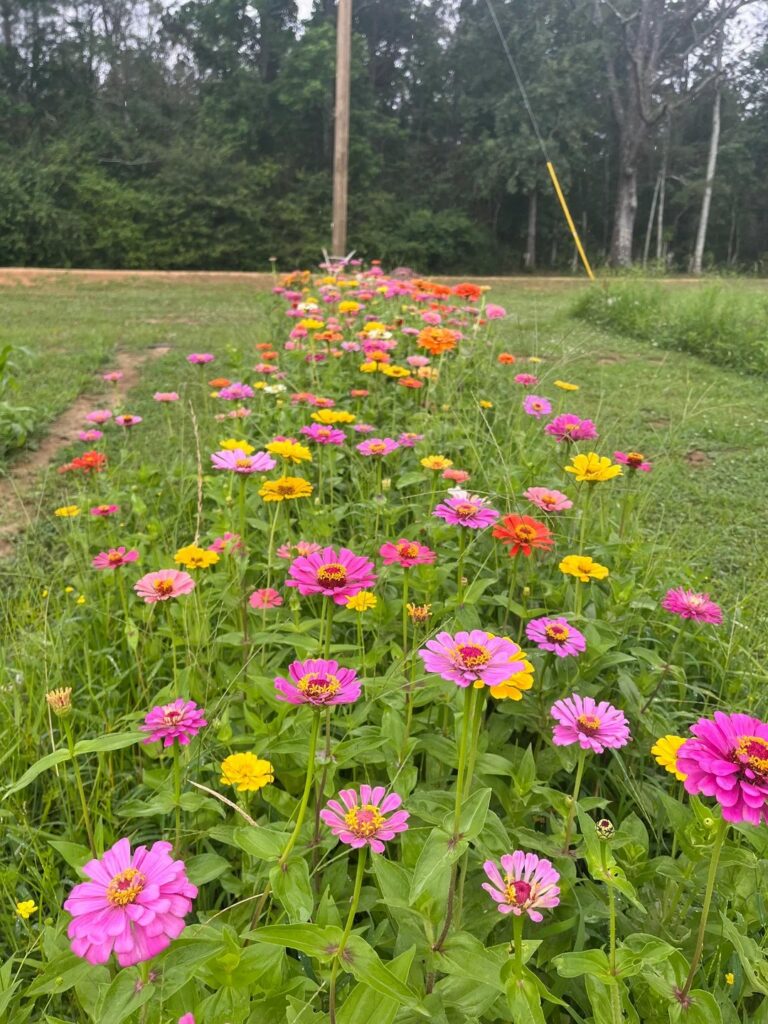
[553,949,612,981]
[4,749,71,797]
[270,857,314,923]
[344,936,428,1016]
[457,787,492,841]
[96,970,154,1024]
[337,946,416,1024]
[410,827,467,903]
[505,973,547,1023]
[26,954,93,997]
[185,852,230,885]
[252,923,342,961]
[230,825,286,860]
[74,732,140,754]
[48,839,92,872]
[679,989,723,1024]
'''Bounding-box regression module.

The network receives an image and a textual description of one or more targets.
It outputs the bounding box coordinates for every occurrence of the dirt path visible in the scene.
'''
[0,345,169,558]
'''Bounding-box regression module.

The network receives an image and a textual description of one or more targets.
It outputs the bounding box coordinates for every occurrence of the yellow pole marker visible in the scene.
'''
[546,161,595,281]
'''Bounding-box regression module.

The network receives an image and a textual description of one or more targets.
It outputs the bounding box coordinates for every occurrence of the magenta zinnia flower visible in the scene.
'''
[285,546,377,604]
[274,657,361,706]
[677,711,768,825]
[134,570,195,603]
[218,382,253,400]
[249,587,283,609]
[79,429,103,442]
[662,587,722,625]
[397,432,424,447]
[92,547,139,570]
[482,852,560,921]
[614,450,652,472]
[545,414,598,443]
[526,617,585,658]
[90,504,119,517]
[140,699,207,746]
[300,423,346,446]
[320,785,409,853]
[115,414,142,428]
[419,630,526,688]
[379,538,436,567]
[187,353,214,364]
[64,838,197,966]
[154,391,180,402]
[551,694,631,753]
[523,395,552,419]
[523,486,573,512]
[356,437,399,456]
[86,409,112,424]
[514,373,539,387]
[433,494,499,529]
[210,448,276,474]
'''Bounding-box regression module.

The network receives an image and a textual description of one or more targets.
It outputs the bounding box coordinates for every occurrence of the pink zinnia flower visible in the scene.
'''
[433,494,499,529]
[514,373,539,387]
[320,785,409,853]
[103,371,123,383]
[90,504,119,517]
[115,414,142,428]
[218,382,254,400]
[482,852,560,921]
[187,353,214,364]
[63,838,197,966]
[662,587,722,624]
[79,429,103,442]
[405,356,430,368]
[523,487,573,512]
[545,414,597,443]
[397,432,424,447]
[277,540,322,559]
[210,449,276,474]
[208,532,244,556]
[443,468,470,484]
[379,538,436,567]
[274,657,361,706]
[249,588,283,609]
[419,630,525,688]
[353,423,376,434]
[551,694,631,753]
[526,617,585,658]
[179,1016,195,1024]
[86,409,112,424]
[677,711,768,825]
[154,392,180,402]
[92,547,139,570]
[523,395,552,419]
[139,699,207,747]
[134,570,195,603]
[485,303,506,319]
[285,546,377,604]
[614,450,652,472]
[300,423,346,446]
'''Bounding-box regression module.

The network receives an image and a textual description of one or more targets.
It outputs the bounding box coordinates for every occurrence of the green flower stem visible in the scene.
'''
[172,744,182,853]
[324,600,335,659]
[266,503,280,590]
[573,579,584,618]
[640,622,688,716]
[618,473,635,540]
[680,817,728,1000]
[463,686,485,794]
[238,475,248,548]
[600,842,621,1024]
[578,482,593,553]
[401,571,409,655]
[278,713,321,867]
[329,846,368,1023]
[456,529,467,601]
[62,718,96,856]
[512,912,525,978]
[453,687,474,835]
[503,555,520,630]
[562,749,587,853]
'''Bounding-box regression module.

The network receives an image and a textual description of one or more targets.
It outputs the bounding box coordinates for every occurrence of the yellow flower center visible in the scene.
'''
[515,525,536,541]
[577,714,601,735]
[236,457,252,468]
[298,673,341,699]
[368,442,387,453]
[545,624,569,643]
[162,706,184,726]
[153,578,175,596]
[316,562,348,588]
[344,803,385,838]
[735,736,768,778]
[106,867,146,907]
[397,542,420,559]
[503,878,532,906]
[455,503,477,519]
[456,644,490,669]
[275,481,299,496]
[626,452,645,468]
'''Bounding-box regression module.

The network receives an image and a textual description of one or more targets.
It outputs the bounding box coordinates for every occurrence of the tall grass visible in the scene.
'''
[572,281,768,376]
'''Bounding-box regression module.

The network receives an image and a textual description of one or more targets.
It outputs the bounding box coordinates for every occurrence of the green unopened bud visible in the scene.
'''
[595,817,615,841]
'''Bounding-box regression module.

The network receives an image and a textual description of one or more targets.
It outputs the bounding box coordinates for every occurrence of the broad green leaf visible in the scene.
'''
[4,749,71,797]
[25,954,93,997]
[343,936,428,1016]
[553,948,612,981]
[505,973,547,1023]
[74,732,140,754]
[96,970,154,1024]
[409,826,468,903]
[252,923,342,961]
[337,946,416,1024]
[185,852,230,885]
[48,839,92,873]
[270,857,314,922]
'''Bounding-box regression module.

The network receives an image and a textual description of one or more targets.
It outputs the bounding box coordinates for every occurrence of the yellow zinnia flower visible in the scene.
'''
[220,752,274,793]
[220,438,255,454]
[266,440,312,464]
[565,452,623,483]
[338,300,361,314]
[362,321,387,333]
[479,400,494,409]
[359,361,380,373]
[174,544,220,570]
[559,555,610,582]
[725,973,734,986]
[651,735,687,781]
[346,591,377,612]
[54,505,81,518]
[380,364,410,378]
[16,900,38,919]
[298,318,324,330]
[420,455,453,471]
[311,409,356,425]
[554,379,579,391]
[259,476,313,502]
[486,650,535,701]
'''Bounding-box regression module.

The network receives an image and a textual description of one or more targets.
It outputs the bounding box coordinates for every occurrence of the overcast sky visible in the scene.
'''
[297,0,314,18]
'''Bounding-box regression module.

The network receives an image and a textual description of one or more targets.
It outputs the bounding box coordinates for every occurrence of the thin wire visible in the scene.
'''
[483,0,551,162]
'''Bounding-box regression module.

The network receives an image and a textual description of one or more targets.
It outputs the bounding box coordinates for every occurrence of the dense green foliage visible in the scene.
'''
[1,1,767,272]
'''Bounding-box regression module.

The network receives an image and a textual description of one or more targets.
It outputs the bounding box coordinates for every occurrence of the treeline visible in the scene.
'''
[0,0,766,273]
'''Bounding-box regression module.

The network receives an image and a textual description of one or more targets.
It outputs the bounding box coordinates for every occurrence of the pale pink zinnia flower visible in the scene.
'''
[379,538,436,567]
[79,429,103,442]
[353,423,376,434]
[218,382,254,400]
[154,392,180,402]
[208,532,244,556]
[523,487,573,512]
[677,711,768,826]
[102,371,123,383]
[285,546,377,604]
[662,587,722,624]
[550,694,631,753]
[433,494,499,529]
[249,588,283,609]
[187,353,214,364]
[277,540,322,559]
[179,1016,195,1024]
[134,570,195,603]
[523,395,552,419]
[92,547,139,570]
[274,657,361,706]
[85,409,112,424]
[320,785,409,853]
[89,504,119,517]
[397,432,424,447]
[115,414,142,428]
[514,373,539,387]
[419,630,525,689]
[139,699,207,746]
[64,838,197,966]
[210,449,276,474]
[482,852,560,921]
[485,303,506,319]
[443,468,470,484]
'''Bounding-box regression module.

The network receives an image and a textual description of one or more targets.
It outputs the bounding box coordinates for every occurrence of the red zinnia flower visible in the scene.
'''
[492,515,554,556]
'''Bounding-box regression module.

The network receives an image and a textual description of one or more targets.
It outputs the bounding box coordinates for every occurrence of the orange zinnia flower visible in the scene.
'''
[417,327,459,356]
[492,515,554,557]
[209,377,232,388]
[452,282,483,302]
[398,377,424,389]
[497,353,516,365]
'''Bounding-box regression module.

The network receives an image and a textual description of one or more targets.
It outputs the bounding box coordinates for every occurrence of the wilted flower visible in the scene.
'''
[46,687,73,716]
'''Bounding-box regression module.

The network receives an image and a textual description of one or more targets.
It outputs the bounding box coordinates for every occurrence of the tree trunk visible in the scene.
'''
[643,173,661,267]
[610,150,638,268]
[656,127,669,263]
[691,51,723,274]
[523,189,537,271]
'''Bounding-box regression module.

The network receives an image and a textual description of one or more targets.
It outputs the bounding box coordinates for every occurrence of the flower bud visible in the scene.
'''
[46,687,72,717]
[595,817,615,841]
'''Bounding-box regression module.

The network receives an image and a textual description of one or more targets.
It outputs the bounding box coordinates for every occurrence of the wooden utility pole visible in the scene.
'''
[331,0,352,257]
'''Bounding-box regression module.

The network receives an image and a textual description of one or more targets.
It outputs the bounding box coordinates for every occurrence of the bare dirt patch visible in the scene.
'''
[0,345,169,557]
[685,449,713,468]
